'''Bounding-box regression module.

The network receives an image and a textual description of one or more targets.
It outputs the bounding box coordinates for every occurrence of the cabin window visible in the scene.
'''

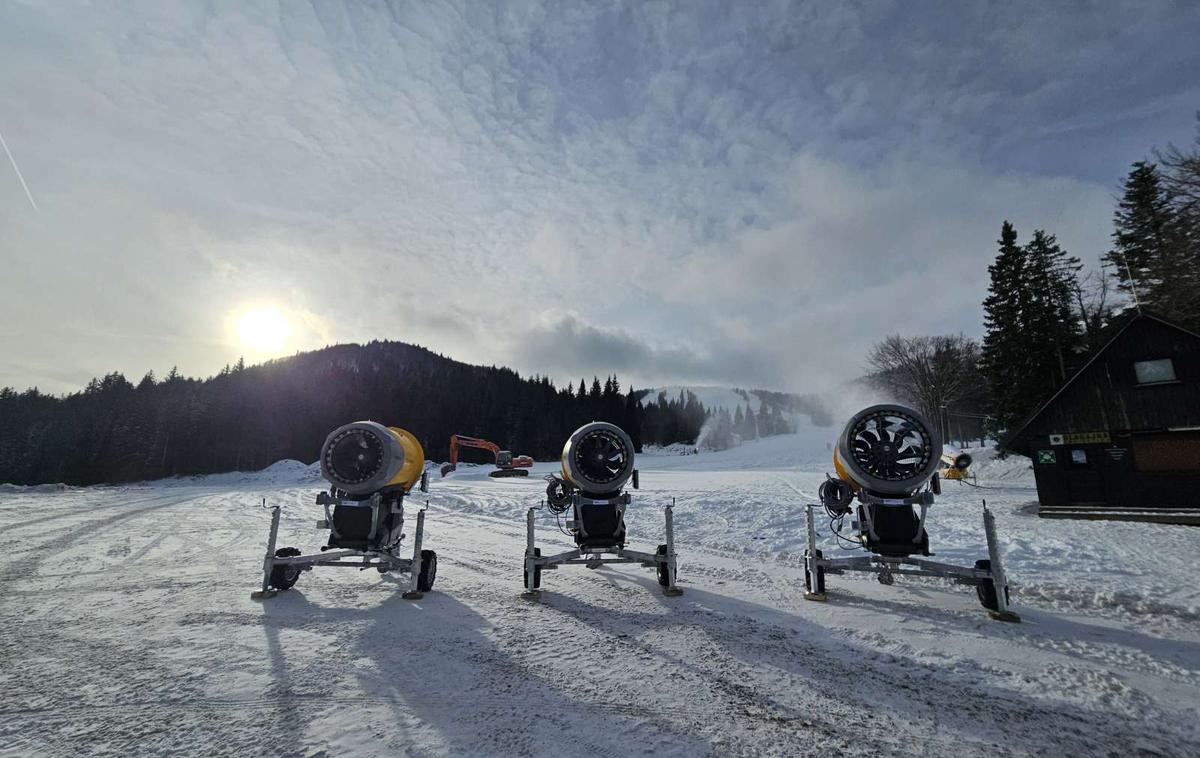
[1070,448,1088,466]
[1133,358,1176,385]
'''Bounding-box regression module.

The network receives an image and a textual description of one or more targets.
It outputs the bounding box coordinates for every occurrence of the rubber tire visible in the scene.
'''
[974,559,1009,611]
[655,544,675,588]
[269,547,302,591]
[416,550,437,592]
[524,548,542,589]
[804,549,826,594]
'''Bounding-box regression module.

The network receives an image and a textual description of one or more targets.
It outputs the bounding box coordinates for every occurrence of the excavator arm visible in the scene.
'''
[440,435,532,477]
[440,435,500,476]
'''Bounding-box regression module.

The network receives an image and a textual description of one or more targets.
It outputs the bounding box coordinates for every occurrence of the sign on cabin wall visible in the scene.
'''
[1037,450,1056,464]
[1048,431,1111,445]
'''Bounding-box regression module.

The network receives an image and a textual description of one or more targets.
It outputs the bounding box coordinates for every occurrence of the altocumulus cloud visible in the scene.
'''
[0,1,1197,393]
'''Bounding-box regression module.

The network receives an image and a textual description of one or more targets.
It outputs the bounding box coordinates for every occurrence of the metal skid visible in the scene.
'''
[251,492,432,601]
[802,492,1020,622]
[522,494,683,598]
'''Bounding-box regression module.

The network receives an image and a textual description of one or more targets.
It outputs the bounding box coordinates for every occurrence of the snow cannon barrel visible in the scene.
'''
[320,421,425,496]
[560,422,636,498]
[832,405,941,497]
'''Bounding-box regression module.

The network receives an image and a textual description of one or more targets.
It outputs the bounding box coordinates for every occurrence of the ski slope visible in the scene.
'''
[1,433,1198,757]
[640,385,765,413]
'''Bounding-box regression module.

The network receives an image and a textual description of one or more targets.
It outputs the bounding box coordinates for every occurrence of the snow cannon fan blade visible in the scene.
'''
[833,405,941,497]
[560,422,636,498]
[320,421,425,496]
[953,452,973,471]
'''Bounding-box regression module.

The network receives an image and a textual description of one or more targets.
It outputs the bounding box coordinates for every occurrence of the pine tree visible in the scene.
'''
[1023,230,1084,383]
[1104,162,1174,309]
[981,221,1031,435]
[743,405,758,440]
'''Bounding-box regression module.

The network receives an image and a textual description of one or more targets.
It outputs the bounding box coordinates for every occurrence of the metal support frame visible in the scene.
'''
[251,504,283,599]
[982,503,1019,621]
[401,508,427,599]
[801,498,1020,622]
[522,496,681,598]
[251,496,431,601]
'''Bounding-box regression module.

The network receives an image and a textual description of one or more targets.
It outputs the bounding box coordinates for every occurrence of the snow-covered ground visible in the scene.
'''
[2,431,1198,756]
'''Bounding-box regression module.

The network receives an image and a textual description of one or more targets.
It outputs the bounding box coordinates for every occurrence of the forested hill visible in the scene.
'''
[0,340,796,486]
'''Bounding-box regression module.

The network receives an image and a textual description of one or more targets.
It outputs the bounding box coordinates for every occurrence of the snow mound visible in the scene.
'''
[952,445,1034,484]
[0,482,71,493]
[260,459,314,475]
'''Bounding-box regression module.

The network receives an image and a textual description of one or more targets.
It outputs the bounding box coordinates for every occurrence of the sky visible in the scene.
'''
[1,1,1198,396]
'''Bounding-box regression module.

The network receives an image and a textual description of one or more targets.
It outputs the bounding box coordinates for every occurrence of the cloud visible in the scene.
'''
[1,1,1197,393]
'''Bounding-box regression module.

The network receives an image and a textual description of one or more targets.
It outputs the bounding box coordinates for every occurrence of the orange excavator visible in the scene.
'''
[439,435,534,478]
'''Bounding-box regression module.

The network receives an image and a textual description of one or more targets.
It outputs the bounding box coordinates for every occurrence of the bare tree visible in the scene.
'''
[1155,112,1200,222]
[865,334,985,434]
[1074,265,1112,351]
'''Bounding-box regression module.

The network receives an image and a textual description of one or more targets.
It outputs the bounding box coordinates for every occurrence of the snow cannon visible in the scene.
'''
[832,405,941,497]
[802,404,1020,622]
[524,422,681,598]
[320,421,425,496]
[940,451,975,482]
[251,420,437,602]
[560,421,636,498]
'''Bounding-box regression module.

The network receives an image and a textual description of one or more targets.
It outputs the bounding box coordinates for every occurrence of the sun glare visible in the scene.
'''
[236,307,291,353]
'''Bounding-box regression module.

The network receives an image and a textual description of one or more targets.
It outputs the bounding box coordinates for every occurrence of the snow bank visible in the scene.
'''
[952,444,1034,484]
[0,482,70,493]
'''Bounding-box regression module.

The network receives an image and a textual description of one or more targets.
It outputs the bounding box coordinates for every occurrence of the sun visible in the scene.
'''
[235,307,291,352]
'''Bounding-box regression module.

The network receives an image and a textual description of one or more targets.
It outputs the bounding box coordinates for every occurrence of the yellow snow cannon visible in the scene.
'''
[832,405,941,497]
[803,404,1019,622]
[559,421,637,497]
[525,422,682,598]
[252,420,436,602]
[940,451,974,481]
[320,421,426,495]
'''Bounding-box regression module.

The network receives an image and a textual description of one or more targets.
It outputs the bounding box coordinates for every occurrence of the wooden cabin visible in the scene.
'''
[1002,311,1200,521]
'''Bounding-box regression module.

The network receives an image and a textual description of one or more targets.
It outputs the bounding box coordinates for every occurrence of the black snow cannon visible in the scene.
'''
[522,422,682,597]
[801,404,1020,622]
[251,421,437,600]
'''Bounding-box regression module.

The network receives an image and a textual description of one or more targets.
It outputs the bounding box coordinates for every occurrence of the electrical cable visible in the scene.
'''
[554,508,574,539]
[828,512,864,550]
[544,474,574,515]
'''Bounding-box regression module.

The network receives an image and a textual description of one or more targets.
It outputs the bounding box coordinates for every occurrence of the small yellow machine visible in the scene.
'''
[940,451,975,482]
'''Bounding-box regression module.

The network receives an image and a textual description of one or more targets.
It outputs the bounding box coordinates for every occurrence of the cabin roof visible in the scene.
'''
[1000,310,1200,453]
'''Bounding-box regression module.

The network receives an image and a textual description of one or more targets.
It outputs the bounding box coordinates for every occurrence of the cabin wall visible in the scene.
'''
[1019,318,1200,511]
[1030,432,1200,509]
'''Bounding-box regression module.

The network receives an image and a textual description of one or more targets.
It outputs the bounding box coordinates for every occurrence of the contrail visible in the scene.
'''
[0,127,38,211]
